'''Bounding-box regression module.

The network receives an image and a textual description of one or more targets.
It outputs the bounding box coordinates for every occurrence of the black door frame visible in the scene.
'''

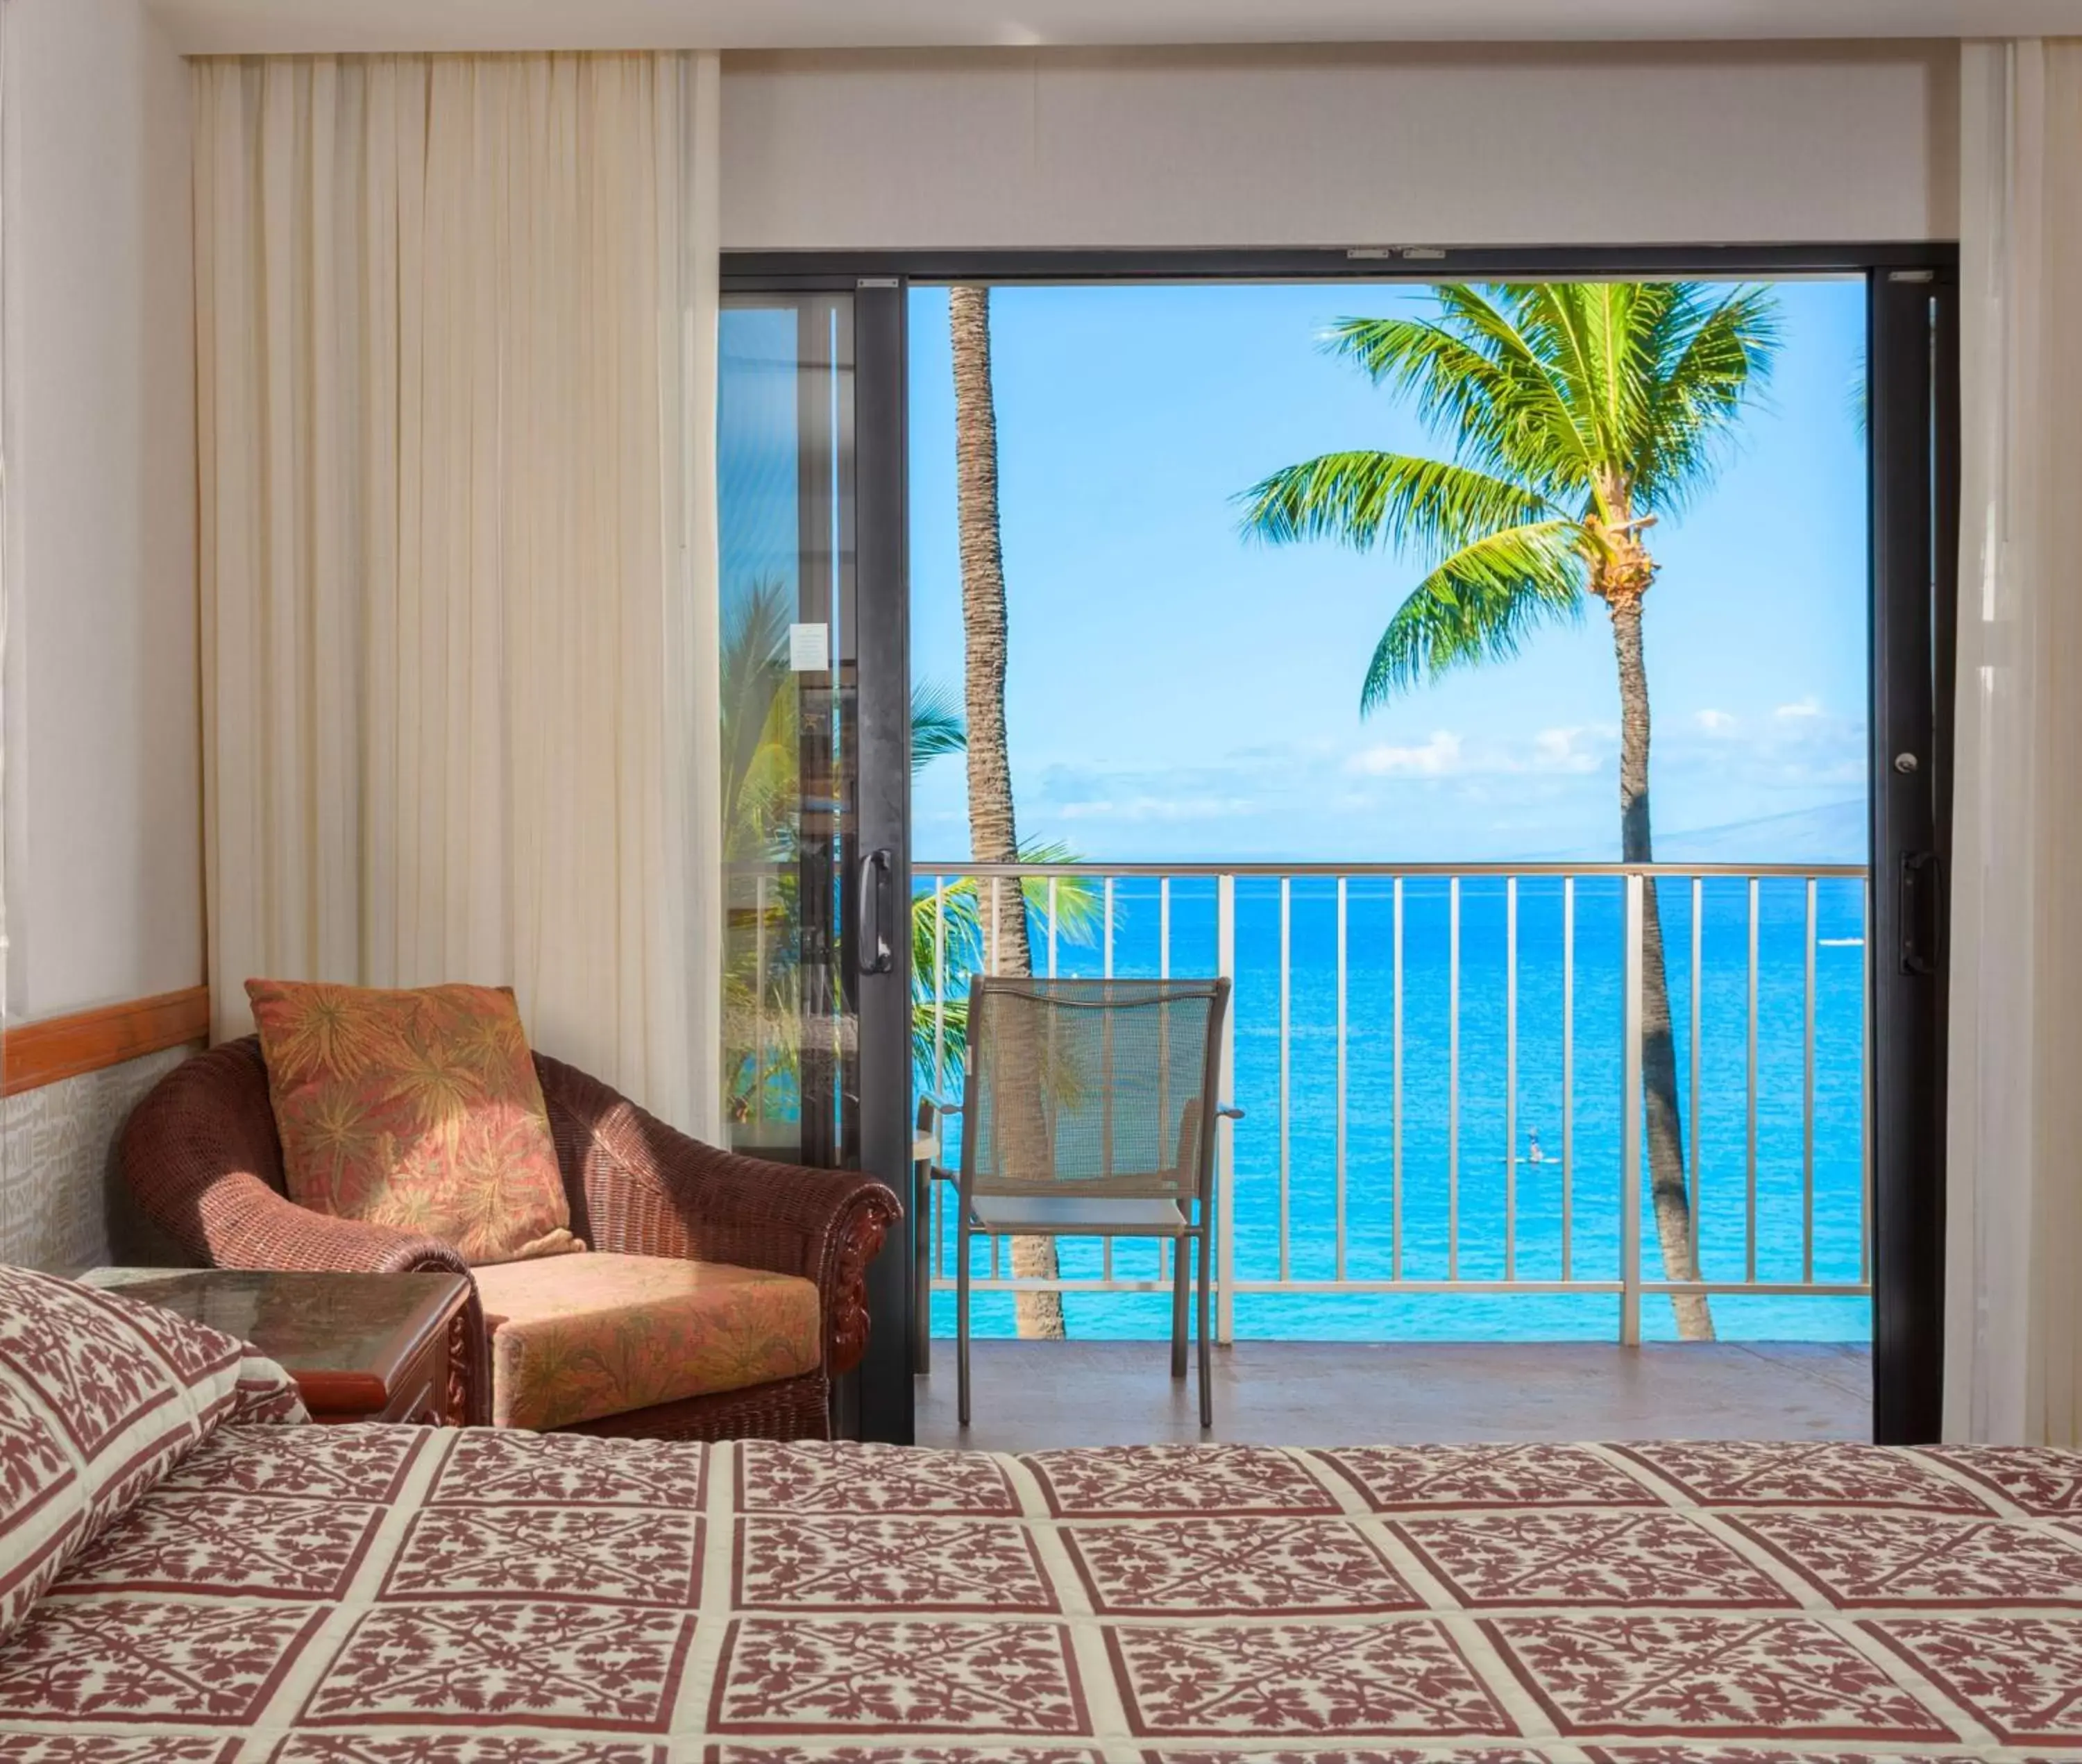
[850,281,915,1445]
[722,243,1959,1445]
[1869,264,1958,1444]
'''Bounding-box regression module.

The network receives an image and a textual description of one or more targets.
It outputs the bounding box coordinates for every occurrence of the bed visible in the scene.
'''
[3,1270,2081,1761]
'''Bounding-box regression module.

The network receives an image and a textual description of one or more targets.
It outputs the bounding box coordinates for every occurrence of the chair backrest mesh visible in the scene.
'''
[962,976,1228,1200]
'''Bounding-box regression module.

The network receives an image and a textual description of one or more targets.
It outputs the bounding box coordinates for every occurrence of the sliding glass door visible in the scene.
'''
[718,284,913,1441]
[723,247,1955,1449]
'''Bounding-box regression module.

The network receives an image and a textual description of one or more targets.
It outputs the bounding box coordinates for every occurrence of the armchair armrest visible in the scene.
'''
[194,1172,471,1278]
[120,1040,466,1274]
[534,1054,902,1378]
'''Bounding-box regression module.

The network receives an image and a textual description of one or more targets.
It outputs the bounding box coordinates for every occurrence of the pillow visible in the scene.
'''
[0,1265,305,1645]
[245,979,582,1267]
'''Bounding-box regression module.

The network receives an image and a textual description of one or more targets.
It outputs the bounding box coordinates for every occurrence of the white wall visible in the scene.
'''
[721,42,1961,250]
[4,0,200,1020]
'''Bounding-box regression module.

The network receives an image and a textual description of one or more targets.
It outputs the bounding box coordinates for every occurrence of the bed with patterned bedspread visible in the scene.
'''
[3,1268,2081,1762]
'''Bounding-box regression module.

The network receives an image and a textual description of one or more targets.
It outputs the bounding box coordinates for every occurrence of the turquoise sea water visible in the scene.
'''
[919,873,1869,1344]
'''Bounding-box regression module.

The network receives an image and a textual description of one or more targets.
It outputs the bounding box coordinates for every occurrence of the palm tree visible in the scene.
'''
[950,282,1065,1339]
[1242,281,1780,1341]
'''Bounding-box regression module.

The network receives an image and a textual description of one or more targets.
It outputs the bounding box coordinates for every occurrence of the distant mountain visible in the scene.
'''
[1541,799,1868,865]
[1652,799,1868,865]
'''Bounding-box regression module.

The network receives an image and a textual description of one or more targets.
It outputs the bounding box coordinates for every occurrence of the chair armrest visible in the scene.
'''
[534,1054,902,1378]
[120,1040,464,1274]
[915,1092,962,1182]
[194,1171,469,1277]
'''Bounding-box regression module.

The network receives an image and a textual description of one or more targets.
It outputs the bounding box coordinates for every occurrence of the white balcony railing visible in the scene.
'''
[914,861,1872,1345]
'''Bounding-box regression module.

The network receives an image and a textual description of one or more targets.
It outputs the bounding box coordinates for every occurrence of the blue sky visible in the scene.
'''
[908,278,1870,865]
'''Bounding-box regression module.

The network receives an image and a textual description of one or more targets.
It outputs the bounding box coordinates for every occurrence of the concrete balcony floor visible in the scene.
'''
[915,1339,1872,1451]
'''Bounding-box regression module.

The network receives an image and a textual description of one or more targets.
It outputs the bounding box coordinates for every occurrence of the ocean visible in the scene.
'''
[921,872,1870,1344]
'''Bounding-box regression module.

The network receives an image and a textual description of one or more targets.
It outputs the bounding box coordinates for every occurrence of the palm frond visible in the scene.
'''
[1584,282,1645,459]
[1607,281,1685,454]
[1472,285,1612,484]
[1240,450,1559,563]
[913,875,985,977]
[720,579,796,858]
[1017,840,1105,946]
[912,879,983,1080]
[1630,283,1780,511]
[911,679,967,776]
[1324,303,1593,497]
[912,990,969,1085]
[1361,519,1585,710]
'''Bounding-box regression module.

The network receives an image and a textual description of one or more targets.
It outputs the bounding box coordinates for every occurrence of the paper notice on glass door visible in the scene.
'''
[788,623,831,673]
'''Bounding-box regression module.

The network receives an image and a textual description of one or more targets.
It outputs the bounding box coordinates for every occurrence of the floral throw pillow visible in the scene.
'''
[0,1265,305,1645]
[246,979,582,1267]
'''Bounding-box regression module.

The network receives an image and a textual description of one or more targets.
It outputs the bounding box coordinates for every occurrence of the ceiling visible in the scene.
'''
[148,0,2082,55]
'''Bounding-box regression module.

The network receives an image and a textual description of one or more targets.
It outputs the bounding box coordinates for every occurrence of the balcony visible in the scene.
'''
[915,1341,1872,1449]
[911,859,1872,1443]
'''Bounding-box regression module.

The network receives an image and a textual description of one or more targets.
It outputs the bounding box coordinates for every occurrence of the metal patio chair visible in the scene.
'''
[936,975,1238,1429]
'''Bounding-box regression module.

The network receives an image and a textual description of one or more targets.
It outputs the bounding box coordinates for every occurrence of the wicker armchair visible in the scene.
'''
[118,1037,899,1441]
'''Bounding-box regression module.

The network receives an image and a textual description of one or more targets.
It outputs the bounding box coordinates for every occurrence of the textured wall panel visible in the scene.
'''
[0,1045,198,1273]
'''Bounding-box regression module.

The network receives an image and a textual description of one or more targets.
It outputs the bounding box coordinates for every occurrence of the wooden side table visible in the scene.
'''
[83,1267,476,1426]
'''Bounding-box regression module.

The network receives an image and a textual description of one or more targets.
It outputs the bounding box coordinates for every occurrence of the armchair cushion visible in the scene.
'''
[246,979,581,1267]
[471,1252,822,1430]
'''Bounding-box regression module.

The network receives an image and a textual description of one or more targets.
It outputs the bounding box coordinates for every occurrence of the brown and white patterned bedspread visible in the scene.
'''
[1,1430,2080,1762]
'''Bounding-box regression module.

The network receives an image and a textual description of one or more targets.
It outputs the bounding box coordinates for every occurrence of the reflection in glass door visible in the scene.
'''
[719,295,858,1169]
[718,284,914,1442]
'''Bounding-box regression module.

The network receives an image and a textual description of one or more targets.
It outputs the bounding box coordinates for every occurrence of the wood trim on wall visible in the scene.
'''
[2,987,210,1097]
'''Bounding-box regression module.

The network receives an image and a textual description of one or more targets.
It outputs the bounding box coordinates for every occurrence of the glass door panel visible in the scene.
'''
[719,295,858,1168]
[719,284,913,1442]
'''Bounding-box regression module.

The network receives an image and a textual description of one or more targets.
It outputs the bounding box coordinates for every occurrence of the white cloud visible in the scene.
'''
[1055,795,1257,824]
[1346,731,1464,777]
[1343,724,1614,783]
[1530,727,1602,774]
[1657,693,1868,800]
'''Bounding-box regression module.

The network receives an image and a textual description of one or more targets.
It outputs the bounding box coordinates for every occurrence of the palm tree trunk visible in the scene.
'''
[949,284,1065,1341]
[1609,593,1715,1341]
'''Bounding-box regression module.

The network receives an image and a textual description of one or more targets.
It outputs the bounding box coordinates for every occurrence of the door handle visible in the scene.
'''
[856,847,894,975]
[1898,850,1940,976]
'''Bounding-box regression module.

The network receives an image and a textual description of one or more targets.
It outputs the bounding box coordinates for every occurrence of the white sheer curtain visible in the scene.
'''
[194,53,724,1139]
[1945,38,2082,1445]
